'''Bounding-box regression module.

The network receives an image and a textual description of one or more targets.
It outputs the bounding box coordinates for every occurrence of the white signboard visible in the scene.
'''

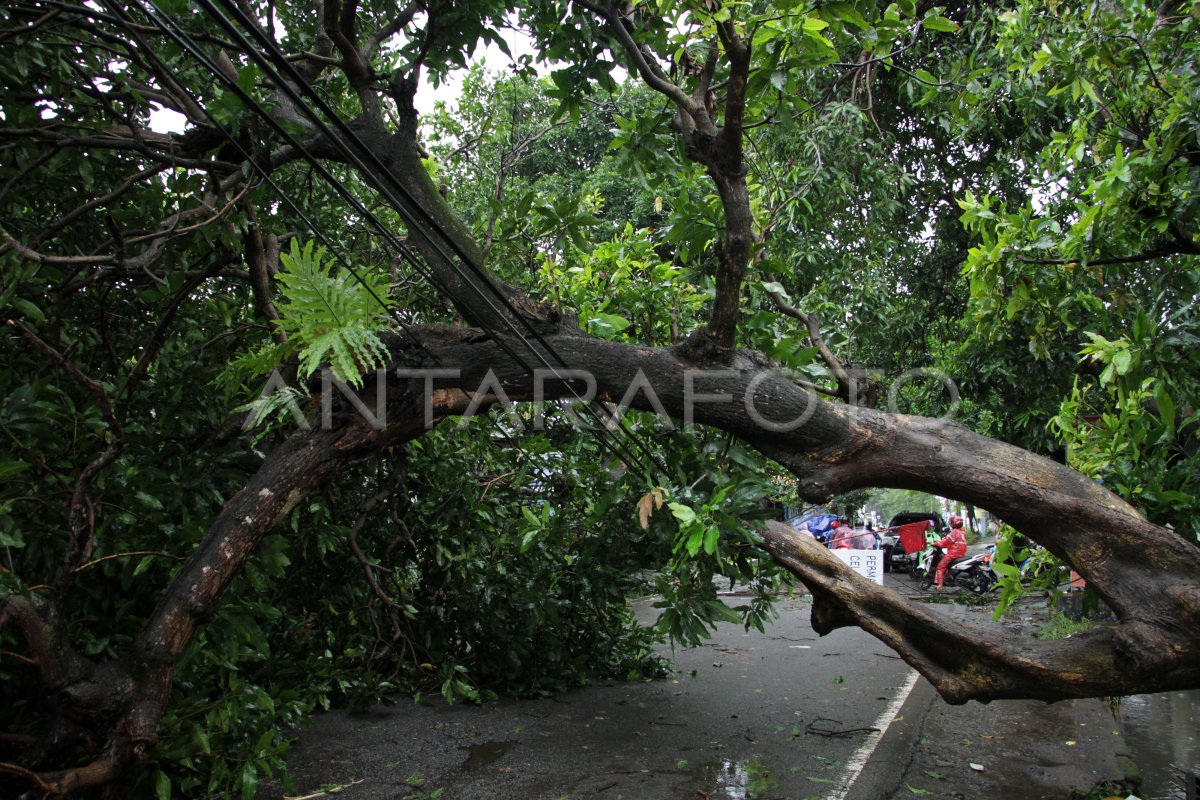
[830,549,884,584]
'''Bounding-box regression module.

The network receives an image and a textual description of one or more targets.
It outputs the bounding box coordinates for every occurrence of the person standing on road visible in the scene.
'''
[865,521,880,550]
[932,515,969,589]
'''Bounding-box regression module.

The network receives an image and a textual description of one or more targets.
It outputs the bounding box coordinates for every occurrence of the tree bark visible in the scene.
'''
[388,327,1200,694]
[760,522,1200,703]
[11,323,1200,794]
[8,4,1200,795]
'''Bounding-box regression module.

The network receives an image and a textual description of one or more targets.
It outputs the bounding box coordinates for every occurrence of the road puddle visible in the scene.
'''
[460,740,515,770]
[1120,691,1200,799]
[699,755,778,799]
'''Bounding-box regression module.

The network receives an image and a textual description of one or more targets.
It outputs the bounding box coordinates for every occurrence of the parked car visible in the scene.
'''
[879,511,947,572]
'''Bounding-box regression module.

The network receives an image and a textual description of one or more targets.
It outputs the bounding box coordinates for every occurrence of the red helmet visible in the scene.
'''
[949,515,964,528]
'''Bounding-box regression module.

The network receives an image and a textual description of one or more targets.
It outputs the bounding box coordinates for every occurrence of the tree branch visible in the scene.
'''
[758,522,1185,702]
[30,165,170,249]
[576,0,703,119]
[714,18,750,160]
[1016,237,1198,267]
[760,280,853,399]
[344,469,414,663]
[6,321,129,585]
[362,0,420,61]
[72,551,185,573]
[324,0,382,123]
[8,321,120,435]
[0,594,93,694]
[244,208,288,345]
[0,126,238,172]
[579,2,755,354]
[117,252,232,402]
[116,381,481,760]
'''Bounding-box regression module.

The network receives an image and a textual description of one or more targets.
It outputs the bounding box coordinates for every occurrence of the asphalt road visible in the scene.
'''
[265,564,1147,800]
[266,586,925,800]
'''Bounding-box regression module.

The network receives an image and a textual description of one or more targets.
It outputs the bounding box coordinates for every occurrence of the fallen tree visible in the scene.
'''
[1,0,1198,795]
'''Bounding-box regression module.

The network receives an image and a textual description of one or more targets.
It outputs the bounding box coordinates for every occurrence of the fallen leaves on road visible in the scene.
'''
[284,778,365,800]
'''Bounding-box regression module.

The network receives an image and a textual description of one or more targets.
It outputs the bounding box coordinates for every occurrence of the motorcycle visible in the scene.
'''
[915,545,997,594]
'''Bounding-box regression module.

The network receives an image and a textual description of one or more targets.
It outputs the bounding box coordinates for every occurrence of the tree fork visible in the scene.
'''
[760,521,1200,702]
[392,328,1200,694]
[11,327,1200,793]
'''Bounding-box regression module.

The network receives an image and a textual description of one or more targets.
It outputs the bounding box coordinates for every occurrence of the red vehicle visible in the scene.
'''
[878,512,946,573]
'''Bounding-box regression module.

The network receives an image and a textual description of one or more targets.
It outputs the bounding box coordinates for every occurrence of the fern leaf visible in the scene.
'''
[274,239,393,388]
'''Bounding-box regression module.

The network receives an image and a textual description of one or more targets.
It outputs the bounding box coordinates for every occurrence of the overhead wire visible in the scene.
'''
[191,0,665,478]
[102,0,664,479]
[94,0,441,357]
[199,0,666,478]
[96,0,553,469]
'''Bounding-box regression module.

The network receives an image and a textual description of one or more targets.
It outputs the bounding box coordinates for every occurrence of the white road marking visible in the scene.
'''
[826,668,922,800]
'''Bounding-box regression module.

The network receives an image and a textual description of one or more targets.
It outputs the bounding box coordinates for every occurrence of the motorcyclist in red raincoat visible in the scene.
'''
[932,515,969,588]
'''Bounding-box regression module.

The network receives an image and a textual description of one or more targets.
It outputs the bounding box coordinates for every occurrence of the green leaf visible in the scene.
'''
[1006,282,1030,320]
[705,600,741,624]
[586,312,632,335]
[155,770,172,800]
[274,239,392,387]
[0,529,25,549]
[136,491,163,511]
[10,297,45,323]
[771,339,820,367]
[1155,385,1176,431]
[922,15,959,32]
[990,560,1020,579]
[668,502,697,525]
[826,2,871,30]
[760,280,790,299]
[0,461,31,481]
[193,724,211,756]
[1111,348,1132,376]
[236,65,260,94]
[239,763,258,800]
[520,530,538,553]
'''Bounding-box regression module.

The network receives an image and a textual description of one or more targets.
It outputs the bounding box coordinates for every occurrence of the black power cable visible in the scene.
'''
[191,0,667,477]
[101,0,663,479]
[189,0,665,477]
[93,0,579,476]
[95,0,454,371]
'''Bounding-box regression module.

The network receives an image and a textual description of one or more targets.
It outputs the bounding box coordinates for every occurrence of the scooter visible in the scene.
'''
[916,545,997,594]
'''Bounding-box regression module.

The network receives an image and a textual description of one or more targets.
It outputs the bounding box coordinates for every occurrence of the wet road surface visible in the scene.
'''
[266,571,1159,800]
[265,592,918,799]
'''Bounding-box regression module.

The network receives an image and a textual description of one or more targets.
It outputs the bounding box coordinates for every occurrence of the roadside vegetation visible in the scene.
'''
[1,0,1197,796]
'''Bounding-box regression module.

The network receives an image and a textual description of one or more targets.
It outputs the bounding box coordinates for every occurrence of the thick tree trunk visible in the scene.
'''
[3,383,480,795]
[11,324,1200,795]
[7,7,1200,795]
[390,328,1200,689]
[760,522,1200,703]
